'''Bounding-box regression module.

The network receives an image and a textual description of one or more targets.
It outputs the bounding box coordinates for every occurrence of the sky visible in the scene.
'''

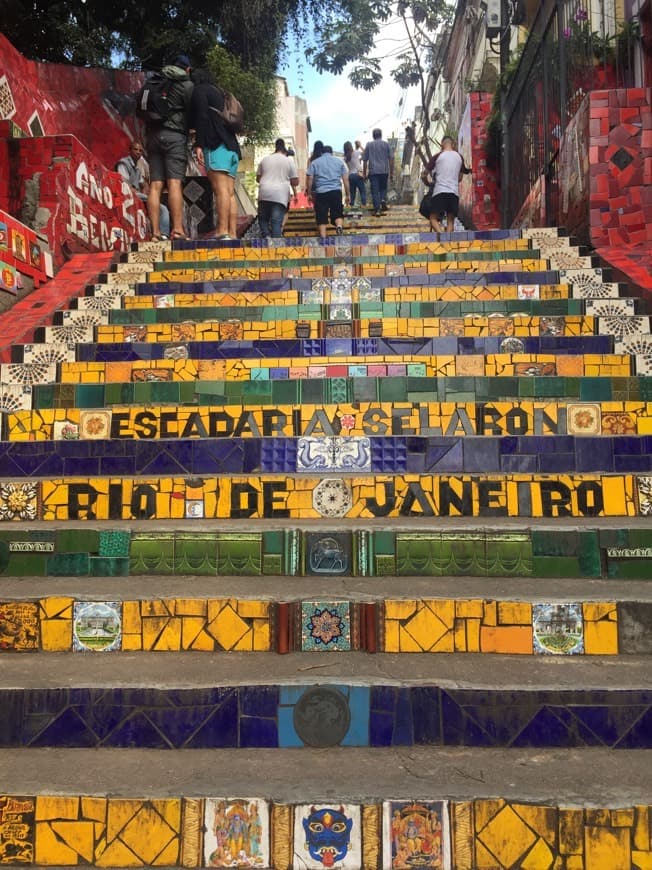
[278,19,421,152]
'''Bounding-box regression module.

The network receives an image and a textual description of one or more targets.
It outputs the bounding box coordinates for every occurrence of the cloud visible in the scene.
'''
[281,17,420,150]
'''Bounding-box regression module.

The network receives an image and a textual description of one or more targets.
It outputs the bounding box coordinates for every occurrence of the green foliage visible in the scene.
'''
[205,45,276,145]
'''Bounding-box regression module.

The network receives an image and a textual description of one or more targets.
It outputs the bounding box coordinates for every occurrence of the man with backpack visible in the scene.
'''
[137,54,194,240]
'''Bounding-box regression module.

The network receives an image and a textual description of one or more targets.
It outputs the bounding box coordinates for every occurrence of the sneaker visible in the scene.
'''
[335,225,344,235]
[380,201,388,212]
[373,209,382,217]
[216,233,233,240]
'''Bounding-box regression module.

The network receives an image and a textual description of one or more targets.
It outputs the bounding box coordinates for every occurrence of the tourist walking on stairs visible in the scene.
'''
[422,135,471,233]
[143,54,194,241]
[306,142,350,239]
[363,128,393,216]
[256,138,299,238]
[190,68,242,241]
[343,140,366,207]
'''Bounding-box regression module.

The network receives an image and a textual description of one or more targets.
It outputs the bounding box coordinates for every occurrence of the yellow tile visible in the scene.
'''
[477,804,537,867]
[583,602,616,622]
[404,602,450,650]
[40,619,72,651]
[36,797,80,820]
[121,633,143,651]
[236,600,269,618]
[559,808,584,854]
[611,809,635,827]
[52,820,96,862]
[633,806,650,851]
[583,618,618,655]
[385,600,417,620]
[566,857,584,869]
[35,822,81,865]
[585,826,630,868]
[497,601,531,625]
[483,601,497,626]
[174,599,207,616]
[455,598,485,619]
[40,597,74,619]
[520,837,555,869]
[466,618,481,653]
[454,618,467,652]
[384,619,399,652]
[122,601,142,634]
[152,618,182,651]
[207,603,249,649]
[81,797,107,823]
[399,624,424,652]
[252,620,270,651]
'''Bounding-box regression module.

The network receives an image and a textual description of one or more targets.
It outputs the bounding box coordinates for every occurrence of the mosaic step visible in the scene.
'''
[28,336,626,365]
[0,524,649,579]
[2,586,650,656]
[1,749,651,869]
[6,400,651,441]
[81,293,645,322]
[1,654,651,749]
[109,275,626,305]
[1,472,648,520]
[69,315,605,342]
[154,236,536,259]
[0,434,649,477]
[46,353,633,387]
[97,305,651,334]
[24,374,652,413]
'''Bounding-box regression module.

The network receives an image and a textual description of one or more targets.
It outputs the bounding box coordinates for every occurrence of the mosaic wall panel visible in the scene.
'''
[1,794,651,868]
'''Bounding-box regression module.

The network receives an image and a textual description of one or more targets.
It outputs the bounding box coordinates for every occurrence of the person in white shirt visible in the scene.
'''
[343,140,366,206]
[422,136,471,233]
[256,138,299,238]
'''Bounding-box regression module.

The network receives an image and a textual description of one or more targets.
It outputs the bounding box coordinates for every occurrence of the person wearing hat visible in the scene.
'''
[145,53,194,240]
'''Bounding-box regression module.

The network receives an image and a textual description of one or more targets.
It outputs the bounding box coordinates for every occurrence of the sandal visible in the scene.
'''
[170,231,188,241]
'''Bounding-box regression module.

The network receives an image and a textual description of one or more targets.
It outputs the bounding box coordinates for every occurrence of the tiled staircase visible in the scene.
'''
[0,206,651,869]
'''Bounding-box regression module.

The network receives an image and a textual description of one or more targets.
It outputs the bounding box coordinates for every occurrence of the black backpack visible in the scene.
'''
[135,72,173,123]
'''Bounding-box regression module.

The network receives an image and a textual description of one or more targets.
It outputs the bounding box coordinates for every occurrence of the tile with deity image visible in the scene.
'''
[203,798,270,868]
[382,800,450,869]
[293,803,361,869]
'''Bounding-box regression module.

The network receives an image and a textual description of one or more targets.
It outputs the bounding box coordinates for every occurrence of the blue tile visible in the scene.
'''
[240,716,278,748]
[183,691,239,748]
[410,687,442,745]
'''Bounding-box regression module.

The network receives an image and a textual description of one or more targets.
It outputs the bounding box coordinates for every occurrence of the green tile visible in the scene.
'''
[375,554,396,575]
[56,529,100,553]
[373,531,396,555]
[47,553,91,576]
[263,530,284,555]
[217,534,262,575]
[272,379,300,403]
[532,529,579,556]
[577,530,601,577]
[262,553,283,574]
[532,555,582,577]
[129,533,175,574]
[174,533,218,575]
[580,378,612,401]
[379,378,408,401]
[486,536,533,576]
[396,534,442,576]
[32,385,55,409]
[90,556,130,576]
[10,554,49,575]
[76,385,106,407]
[607,560,652,579]
[352,378,378,402]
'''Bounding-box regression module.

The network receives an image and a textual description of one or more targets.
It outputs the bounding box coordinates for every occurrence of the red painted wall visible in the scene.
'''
[0,36,149,269]
[458,93,502,230]
[0,33,144,168]
[0,133,148,269]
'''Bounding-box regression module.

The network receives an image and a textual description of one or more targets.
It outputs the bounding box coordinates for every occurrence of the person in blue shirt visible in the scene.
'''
[305,141,351,239]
